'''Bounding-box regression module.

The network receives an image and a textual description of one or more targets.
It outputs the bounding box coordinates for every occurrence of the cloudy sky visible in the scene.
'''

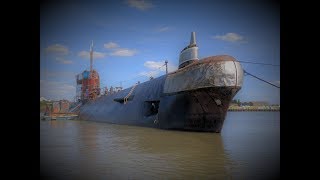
[40,0,279,104]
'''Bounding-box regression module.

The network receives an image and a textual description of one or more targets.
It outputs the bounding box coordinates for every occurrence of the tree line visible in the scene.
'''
[231,99,254,106]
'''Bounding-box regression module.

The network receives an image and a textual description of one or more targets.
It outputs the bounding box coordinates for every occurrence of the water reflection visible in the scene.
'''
[49,119,66,128]
[222,112,280,179]
[40,112,279,179]
[41,120,232,179]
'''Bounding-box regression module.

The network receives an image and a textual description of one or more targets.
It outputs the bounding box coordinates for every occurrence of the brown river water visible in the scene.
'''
[40,112,279,179]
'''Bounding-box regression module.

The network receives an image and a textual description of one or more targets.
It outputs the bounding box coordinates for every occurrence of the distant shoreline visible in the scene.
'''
[228,106,280,112]
[228,109,279,112]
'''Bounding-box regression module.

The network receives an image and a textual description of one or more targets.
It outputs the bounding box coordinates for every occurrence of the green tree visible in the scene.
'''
[237,99,241,106]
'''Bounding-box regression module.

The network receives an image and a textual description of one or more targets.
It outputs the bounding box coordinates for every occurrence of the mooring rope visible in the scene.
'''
[238,60,280,67]
[243,70,280,88]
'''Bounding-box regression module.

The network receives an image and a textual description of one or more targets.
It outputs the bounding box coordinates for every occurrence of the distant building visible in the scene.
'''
[45,100,70,115]
[59,100,70,113]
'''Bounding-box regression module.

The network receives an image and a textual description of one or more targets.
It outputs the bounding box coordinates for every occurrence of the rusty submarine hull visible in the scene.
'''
[78,32,243,132]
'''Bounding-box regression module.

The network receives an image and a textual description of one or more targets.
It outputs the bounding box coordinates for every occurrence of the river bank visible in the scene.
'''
[228,105,280,111]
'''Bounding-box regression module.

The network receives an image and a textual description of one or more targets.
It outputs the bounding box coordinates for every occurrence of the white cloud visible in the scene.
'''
[104,42,137,57]
[126,0,154,10]
[40,80,75,101]
[144,61,164,70]
[55,57,73,64]
[155,26,170,32]
[138,60,177,79]
[212,33,244,42]
[104,42,119,49]
[45,44,69,55]
[144,60,177,72]
[139,71,159,78]
[78,51,106,59]
[110,48,137,56]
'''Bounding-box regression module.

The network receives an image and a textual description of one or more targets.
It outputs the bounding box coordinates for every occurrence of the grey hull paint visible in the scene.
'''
[79,56,243,132]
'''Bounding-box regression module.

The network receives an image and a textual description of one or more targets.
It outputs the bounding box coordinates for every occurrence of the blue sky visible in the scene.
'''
[40,0,279,104]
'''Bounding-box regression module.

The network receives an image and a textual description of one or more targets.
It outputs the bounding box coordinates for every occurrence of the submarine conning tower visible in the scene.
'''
[179,32,199,69]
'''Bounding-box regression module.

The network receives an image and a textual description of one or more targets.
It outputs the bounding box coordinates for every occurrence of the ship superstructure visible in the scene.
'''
[76,41,100,103]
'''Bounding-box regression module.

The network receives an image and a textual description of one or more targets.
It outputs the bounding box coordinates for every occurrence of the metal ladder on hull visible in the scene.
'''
[69,102,82,113]
[124,83,138,104]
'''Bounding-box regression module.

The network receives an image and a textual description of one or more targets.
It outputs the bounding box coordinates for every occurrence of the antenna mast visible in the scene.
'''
[90,40,93,72]
[165,60,168,74]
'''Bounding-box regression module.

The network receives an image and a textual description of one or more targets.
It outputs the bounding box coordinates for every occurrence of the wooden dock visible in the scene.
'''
[41,113,78,120]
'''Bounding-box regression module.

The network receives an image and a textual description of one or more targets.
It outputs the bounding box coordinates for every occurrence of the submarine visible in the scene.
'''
[78,32,243,132]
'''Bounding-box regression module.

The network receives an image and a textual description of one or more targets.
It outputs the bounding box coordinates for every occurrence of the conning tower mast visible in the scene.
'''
[90,40,93,73]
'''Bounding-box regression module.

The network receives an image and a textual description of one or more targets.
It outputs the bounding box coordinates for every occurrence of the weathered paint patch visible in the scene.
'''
[163,56,243,94]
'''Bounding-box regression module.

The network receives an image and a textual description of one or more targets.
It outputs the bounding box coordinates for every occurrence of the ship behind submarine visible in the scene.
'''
[79,32,243,132]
